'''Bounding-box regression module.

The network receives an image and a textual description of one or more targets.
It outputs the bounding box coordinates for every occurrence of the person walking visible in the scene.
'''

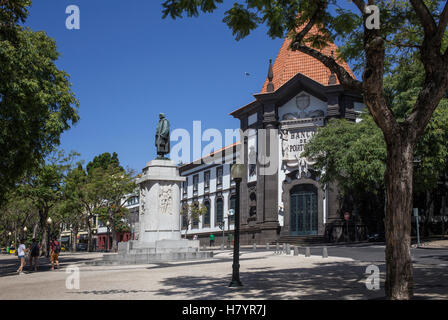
[29,238,40,271]
[209,234,215,247]
[16,239,27,275]
[49,237,61,270]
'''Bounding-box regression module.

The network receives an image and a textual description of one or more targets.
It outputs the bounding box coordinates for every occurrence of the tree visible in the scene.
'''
[0,0,79,206]
[0,189,38,247]
[59,163,88,251]
[86,152,122,175]
[162,0,448,299]
[88,164,136,252]
[19,150,77,256]
[180,201,208,239]
[304,56,448,234]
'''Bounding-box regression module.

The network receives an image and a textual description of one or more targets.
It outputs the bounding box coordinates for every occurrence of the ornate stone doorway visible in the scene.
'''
[290,184,318,235]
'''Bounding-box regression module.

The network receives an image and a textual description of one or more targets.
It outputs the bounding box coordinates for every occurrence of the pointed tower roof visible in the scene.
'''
[260,26,356,93]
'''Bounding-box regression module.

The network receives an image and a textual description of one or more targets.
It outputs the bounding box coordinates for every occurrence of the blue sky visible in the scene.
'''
[25,1,356,173]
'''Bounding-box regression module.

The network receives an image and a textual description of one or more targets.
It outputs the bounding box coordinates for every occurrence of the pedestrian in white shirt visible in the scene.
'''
[17,239,27,275]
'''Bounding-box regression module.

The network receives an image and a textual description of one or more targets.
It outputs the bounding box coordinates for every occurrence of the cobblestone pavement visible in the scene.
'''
[0,247,447,300]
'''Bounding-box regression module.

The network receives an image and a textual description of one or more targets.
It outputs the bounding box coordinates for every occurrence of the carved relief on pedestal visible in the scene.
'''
[158,183,173,214]
[140,186,147,215]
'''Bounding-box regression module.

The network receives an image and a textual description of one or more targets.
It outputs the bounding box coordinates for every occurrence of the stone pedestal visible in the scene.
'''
[137,159,185,244]
[92,159,213,265]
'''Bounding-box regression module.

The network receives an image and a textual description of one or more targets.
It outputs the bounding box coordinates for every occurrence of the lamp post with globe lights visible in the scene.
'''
[106,221,110,252]
[8,232,12,252]
[229,164,245,287]
[46,217,52,257]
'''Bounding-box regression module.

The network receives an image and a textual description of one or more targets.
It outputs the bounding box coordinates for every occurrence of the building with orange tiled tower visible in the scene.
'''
[179,30,367,245]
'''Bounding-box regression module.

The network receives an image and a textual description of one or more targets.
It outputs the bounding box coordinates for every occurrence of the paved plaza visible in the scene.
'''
[1,244,447,300]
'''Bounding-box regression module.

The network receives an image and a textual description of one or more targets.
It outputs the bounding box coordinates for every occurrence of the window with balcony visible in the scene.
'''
[204,171,210,191]
[216,167,223,188]
[193,174,199,194]
[183,179,188,196]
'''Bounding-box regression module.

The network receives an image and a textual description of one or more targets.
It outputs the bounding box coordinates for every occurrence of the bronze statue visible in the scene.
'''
[155,113,170,159]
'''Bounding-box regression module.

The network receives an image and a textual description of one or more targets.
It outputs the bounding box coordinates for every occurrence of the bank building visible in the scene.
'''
[179,31,366,246]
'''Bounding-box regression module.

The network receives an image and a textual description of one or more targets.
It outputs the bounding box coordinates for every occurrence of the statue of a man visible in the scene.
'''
[155,113,170,159]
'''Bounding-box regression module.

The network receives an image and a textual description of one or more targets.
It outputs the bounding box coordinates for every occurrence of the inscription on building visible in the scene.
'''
[284,130,315,161]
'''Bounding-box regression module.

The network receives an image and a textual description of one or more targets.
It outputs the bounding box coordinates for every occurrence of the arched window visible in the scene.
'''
[203,200,210,227]
[229,195,236,223]
[192,201,199,229]
[216,198,224,224]
[181,202,188,229]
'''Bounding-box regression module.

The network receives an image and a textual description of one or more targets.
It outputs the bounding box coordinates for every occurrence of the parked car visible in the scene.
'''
[367,232,385,242]
[76,243,87,251]
[9,246,15,254]
[1,247,7,254]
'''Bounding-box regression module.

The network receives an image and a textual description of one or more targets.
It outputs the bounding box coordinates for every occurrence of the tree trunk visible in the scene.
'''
[32,223,39,239]
[112,229,118,252]
[384,138,415,300]
[86,216,93,252]
[72,226,78,252]
[38,210,48,257]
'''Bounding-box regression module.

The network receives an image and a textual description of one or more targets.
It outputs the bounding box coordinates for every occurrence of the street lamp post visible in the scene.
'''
[8,232,11,252]
[46,217,52,257]
[228,209,234,248]
[229,164,244,287]
[106,221,110,252]
[23,226,27,243]
[92,229,97,252]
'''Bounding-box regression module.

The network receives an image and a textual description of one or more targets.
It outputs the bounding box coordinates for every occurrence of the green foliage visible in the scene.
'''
[86,152,122,175]
[57,162,88,231]
[304,56,448,196]
[95,205,130,233]
[87,159,136,237]
[161,1,447,71]
[303,113,386,196]
[0,19,79,204]
[413,101,448,193]
[181,201,207,228]
[0,0,31,26]
[0,188,38,241]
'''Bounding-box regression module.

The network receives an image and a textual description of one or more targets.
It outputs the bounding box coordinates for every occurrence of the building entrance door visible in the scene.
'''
[290,185,318,235]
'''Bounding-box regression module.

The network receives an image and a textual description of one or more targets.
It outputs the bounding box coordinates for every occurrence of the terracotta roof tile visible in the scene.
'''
[261,26,356,93]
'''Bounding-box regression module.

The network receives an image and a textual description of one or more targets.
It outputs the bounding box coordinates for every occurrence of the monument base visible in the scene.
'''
[89,157,215,266]
[90,240,213,266]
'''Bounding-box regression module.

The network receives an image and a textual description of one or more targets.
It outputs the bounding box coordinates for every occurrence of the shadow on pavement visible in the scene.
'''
[151,262,448,300]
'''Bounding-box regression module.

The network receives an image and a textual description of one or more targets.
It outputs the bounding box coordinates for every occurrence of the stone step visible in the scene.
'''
[89,251,213,266]
[128,247,199,255]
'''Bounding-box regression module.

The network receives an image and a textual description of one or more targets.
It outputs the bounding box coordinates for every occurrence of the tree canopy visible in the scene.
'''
[0,0,79,205]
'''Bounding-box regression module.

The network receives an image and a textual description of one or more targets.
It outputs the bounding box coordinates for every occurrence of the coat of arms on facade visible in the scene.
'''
[159,184,173,214]
[296,93,310,114]
[281,93,324,120]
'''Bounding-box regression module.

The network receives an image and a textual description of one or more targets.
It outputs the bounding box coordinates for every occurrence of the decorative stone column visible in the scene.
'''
[137,159,186,244]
